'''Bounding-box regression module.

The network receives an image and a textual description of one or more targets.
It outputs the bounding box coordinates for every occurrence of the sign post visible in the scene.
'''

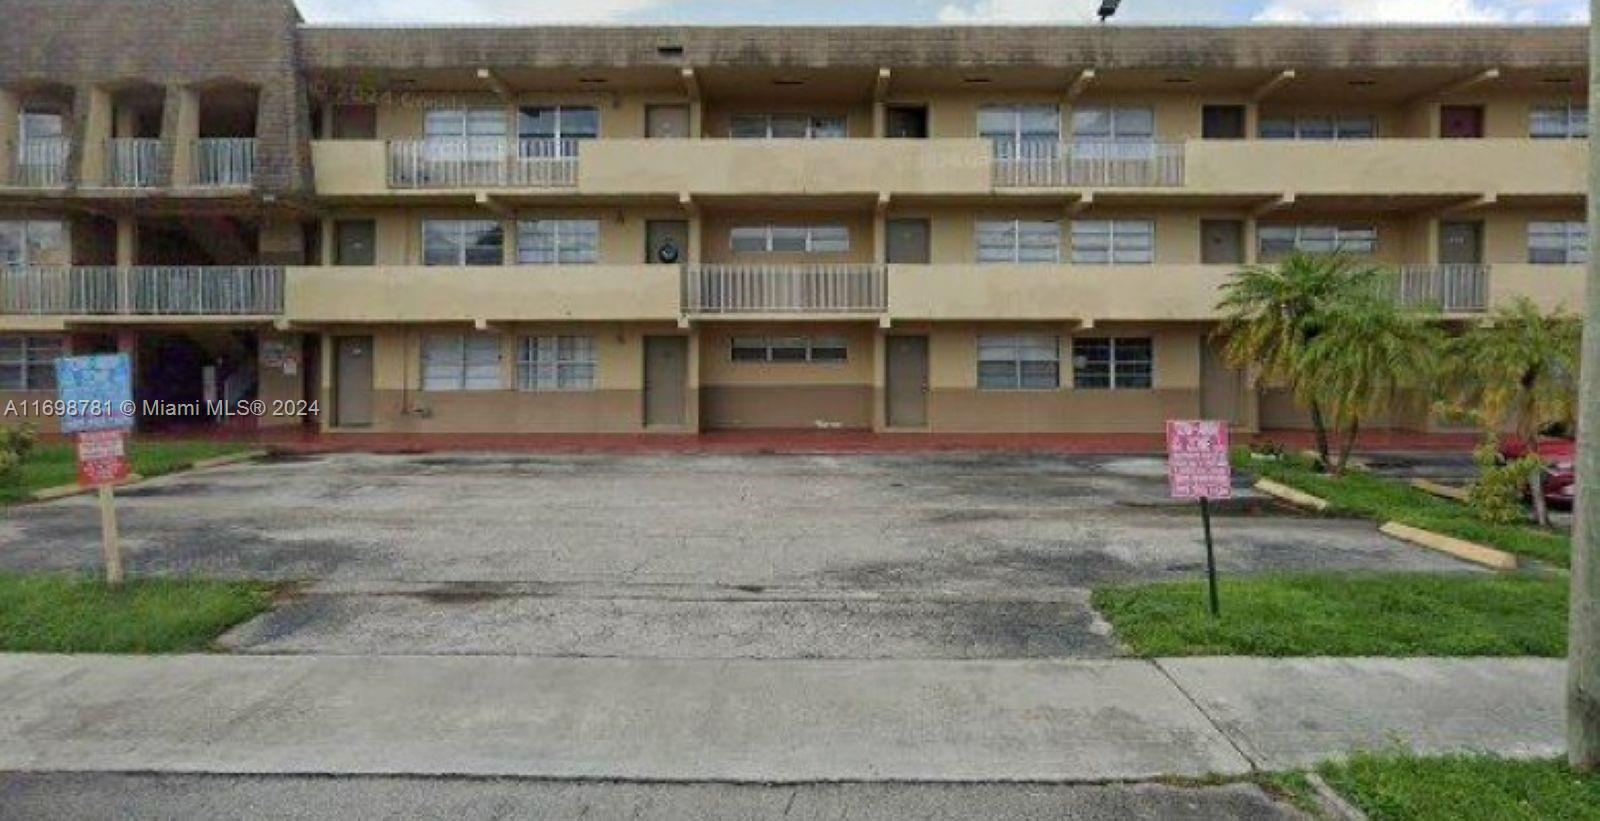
[1166,420,1233,618]
[56,355,135,586]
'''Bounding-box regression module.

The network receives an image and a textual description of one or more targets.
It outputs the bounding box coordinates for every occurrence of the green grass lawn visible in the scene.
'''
[0,573,275,653]
[0,440,254,504]
[1092,573,1566,657]
[1237,451,1571,567]
[1316,753,1600,821]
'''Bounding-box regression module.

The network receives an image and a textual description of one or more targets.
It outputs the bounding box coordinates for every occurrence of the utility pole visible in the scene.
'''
[1569,0,1600,772]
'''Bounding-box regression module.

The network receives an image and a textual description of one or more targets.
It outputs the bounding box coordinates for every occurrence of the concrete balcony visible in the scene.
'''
[312,139,992,197]
[888,264,1235,322]
[1396,264,1490,313]
[682,264,888,317]
[0,266,284,317]
[1184,139,1585,197]
[313,137,1583,198]
[579,140,992,196]
[283,264,680,323]
[1488,263,1587,313]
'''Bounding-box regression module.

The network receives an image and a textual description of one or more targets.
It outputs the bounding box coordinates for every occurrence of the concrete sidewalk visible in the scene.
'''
[0,655,1563,782]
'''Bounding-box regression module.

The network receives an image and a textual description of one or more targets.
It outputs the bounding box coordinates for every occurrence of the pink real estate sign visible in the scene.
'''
[1166,420,1233,501]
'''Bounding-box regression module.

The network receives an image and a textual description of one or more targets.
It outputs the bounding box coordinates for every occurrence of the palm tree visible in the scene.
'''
[1296,292,1443,474]
[1217,252,1389,467]
[1441,297,1582,526]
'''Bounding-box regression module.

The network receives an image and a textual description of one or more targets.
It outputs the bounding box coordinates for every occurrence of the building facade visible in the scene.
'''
[0,0,1589,435]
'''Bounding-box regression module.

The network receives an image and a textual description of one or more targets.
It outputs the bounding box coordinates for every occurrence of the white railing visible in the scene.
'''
[13,136,70,187]
[0,266,283,315]
[682,264,887,315]
[194,138,257,187]
[992,140,1186,188]
[387,138,581,188]
[1397,264,1491,313]
[108,138,165,188]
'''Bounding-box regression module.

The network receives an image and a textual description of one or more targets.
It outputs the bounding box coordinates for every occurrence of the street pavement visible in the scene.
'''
[0,654,1563,783]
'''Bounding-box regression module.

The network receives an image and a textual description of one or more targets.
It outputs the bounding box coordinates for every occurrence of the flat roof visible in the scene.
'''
[297,25,1588,72]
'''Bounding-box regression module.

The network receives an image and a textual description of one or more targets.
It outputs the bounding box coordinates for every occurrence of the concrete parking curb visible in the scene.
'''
[1305,773,1368,820]
[24,450,268,503]
[1410,478,1471,503]
[1378,522,1518,571]
[1253,479,1330,512]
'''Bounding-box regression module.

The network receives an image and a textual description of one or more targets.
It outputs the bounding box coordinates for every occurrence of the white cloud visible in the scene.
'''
[297,0,670,23]
[938,0,1095,23]
[1254,0,1588,23]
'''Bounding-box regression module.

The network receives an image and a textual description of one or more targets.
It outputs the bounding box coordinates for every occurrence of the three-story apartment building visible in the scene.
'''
[0,0,1588,435]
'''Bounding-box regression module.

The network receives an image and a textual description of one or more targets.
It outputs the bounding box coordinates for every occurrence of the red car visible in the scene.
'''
[1499,436,1578,510]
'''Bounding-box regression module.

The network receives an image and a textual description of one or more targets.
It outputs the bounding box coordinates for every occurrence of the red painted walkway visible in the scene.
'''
[127,428,1482,456]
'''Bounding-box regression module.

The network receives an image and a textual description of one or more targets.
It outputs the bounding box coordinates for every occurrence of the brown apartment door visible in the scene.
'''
[1201,220,1245,265]
[886,219,931,264]
[1440,106,1485,138]
[1439,221,1484,264]
[334,336,374,428]
[886,336,929,428]
[644,336,689,428]
[646,220,689,264]
[646,105,691,139]
[1202,105,1246,139]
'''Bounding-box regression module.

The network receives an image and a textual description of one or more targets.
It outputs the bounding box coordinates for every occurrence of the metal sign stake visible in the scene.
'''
[99,484,123,586]
[1201,496,1220,617]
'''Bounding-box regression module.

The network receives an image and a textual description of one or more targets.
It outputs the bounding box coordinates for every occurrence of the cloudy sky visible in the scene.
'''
[295,0,1589,25]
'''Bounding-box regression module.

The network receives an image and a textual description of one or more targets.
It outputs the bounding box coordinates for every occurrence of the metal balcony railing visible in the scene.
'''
[108,138,165,188]
[992,140,1186,188]
[682,264,888,315]
[1396,264,1491,313]
[388,138,581,189]
[13,136,70,187]
[0,266,284,315]
[194,138,257,187]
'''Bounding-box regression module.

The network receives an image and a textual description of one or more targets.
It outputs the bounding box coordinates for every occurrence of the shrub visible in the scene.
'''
[1468,436,1541,525]
[0,424,37,485]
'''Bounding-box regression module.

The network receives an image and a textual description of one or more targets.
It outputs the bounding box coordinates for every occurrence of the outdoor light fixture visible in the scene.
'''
[1098,0,1122,21]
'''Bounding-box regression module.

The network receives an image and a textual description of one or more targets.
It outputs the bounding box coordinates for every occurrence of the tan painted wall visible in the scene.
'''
[696,321,877,430]
[317,205,684,267]
[319,322,691,433]
[287,265,680,323]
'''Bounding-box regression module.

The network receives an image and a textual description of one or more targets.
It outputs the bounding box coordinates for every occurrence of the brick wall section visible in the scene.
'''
[0,0,311,196]
[298,25,1586,72]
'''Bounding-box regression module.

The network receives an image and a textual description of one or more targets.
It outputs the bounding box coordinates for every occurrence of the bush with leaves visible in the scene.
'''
[0,424,37,486]
[1468,436,1542,525]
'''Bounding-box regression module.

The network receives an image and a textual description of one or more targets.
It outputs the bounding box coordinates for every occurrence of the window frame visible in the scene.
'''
[978,104,1062,157]
[0,220,67,267]
[1257,115,1379,140]
[516,219,600,265]
[1070,106,1156,144]
[976,219,1061,264]
[420,333,505,392]
[976,335,1061,391]
[516,335,598,391]
[728,113,848,140]
[1530,103,1589,139]
[0,334,62,391]
[422,219,505,267]
[727,224,852,255]
[1257,224,1378,260]
[1528,220,1589,264]
[1072,337,1155,391]
[1070,219,1156,265]
[729,336,850,364]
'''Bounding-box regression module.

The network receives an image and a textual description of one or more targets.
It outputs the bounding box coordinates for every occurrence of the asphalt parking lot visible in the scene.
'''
[0,453,1476,659]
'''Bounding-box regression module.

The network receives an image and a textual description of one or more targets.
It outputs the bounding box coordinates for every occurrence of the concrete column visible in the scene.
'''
[871,329,888,432]
[0,89,18,186]
[684,328,702,434]
[687,212,702,264]
[114,215,138,267]
[320,218,335,266]
[80,86,113,187]
[872,101,886,139]
[689,100,703,139]
[1243,218,1259,264]
[873,208,888,264]
[163,85,199,187]
[319,331,334,433]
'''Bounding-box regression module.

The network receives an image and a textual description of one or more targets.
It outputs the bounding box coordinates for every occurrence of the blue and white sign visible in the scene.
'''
[56,354,135,434]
